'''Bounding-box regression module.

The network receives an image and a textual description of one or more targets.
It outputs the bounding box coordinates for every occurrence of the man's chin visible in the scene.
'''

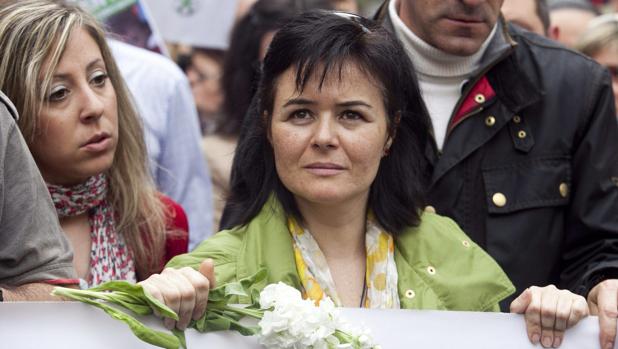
[433,36,489,56]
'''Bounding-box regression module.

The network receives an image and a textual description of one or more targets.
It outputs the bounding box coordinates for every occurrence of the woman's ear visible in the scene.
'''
[383,137,393,157]
[389,110,402,140]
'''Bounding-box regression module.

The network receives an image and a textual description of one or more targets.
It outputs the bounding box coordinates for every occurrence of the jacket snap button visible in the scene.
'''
[474,94,486,104]
[424,205,436,213]
[485,116,496,127]
[426,266,436,275]
[513,115,522,123]
[462,240,471,248]
[559,183,569,198]
[492,193,507,207]
[405,289,415,299]
[517,130,527,139]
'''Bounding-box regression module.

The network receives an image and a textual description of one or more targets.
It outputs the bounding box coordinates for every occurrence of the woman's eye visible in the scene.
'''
[291,109,312,120]
[90,71,108,87]
[48,87,69,102]
[341,110,363,121]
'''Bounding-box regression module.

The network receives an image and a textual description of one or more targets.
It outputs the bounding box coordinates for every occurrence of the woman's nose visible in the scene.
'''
[79,87,105,122]
[311,116,339,150]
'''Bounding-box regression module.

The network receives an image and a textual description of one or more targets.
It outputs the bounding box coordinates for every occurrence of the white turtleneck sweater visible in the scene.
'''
[388,0,497,149]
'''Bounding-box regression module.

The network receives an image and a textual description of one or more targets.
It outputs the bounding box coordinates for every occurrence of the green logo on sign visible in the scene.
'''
[175,0,198,16]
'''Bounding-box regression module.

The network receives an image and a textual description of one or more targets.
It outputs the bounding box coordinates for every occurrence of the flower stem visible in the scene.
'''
[209,303,264,319]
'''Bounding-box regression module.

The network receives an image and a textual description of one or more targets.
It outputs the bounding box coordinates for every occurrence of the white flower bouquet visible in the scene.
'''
[52,270,378,349]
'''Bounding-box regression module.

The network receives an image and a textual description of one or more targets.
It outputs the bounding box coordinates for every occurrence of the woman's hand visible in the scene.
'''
[139,259,215,330]
[510,285,589,348]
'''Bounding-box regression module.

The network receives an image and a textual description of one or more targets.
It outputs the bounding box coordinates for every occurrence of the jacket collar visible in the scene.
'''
[482,22,544,115]
[233,196,514,310]
[236,196,302,291]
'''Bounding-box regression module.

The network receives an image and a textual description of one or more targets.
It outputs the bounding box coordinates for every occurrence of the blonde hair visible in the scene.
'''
[0,0,167,278]
[575,14,618,57]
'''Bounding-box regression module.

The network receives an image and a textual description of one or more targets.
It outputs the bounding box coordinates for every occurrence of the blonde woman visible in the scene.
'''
[0,0,189,287]
[575,14,618,118]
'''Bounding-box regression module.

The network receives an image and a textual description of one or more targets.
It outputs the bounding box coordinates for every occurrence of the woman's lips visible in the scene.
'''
[304,163,345,176]
[82,134,112,152]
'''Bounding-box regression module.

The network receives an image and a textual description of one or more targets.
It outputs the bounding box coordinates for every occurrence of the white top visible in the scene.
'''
[109,40,214,249]
[388,0,496,149]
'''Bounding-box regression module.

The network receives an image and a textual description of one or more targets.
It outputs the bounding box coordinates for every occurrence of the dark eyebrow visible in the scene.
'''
[52,58,105,79]
[283,98,316,107]
[282,98,373,109]
[337,100,372,109]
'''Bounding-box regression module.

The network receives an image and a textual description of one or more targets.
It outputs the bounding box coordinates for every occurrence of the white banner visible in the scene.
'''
[139,0,237,49]
[0,302,612,348]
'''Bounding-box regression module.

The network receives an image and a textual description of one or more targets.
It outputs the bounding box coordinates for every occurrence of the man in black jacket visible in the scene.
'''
[375,0,618,348]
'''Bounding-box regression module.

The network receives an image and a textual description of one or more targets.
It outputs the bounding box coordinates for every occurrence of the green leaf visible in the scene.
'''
[77,295,181,349]
[52,268,272,349]
[93,281,179,320]
[107,292,152,316]
[142,291,179,321]
[88,280,142,293]
[223,282,249,298]
[171,329,187,349]
[203,311,234,331]
[209,268,267,303]
[54,284,178,321]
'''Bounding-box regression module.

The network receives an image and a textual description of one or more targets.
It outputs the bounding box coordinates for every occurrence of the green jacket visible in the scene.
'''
[167,199,515,311]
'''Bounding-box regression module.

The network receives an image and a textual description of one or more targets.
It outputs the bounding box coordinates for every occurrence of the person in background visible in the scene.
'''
[0,91,77,301]
[502,0,550,35]
[0,0,189,287]
[575,14,618,118]
[108,39,214,250]
[235,0,257,19]
[369,0,618,348]
[331,0,358,13]
[182,48,225,135]
[548,0,600,47]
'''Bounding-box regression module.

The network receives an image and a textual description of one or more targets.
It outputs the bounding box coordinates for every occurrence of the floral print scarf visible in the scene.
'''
[47,174,136,287]
[288,216,400,309]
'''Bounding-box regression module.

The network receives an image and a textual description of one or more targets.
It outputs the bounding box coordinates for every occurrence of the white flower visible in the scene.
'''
[256,282,378,349]
[259,282,304,309]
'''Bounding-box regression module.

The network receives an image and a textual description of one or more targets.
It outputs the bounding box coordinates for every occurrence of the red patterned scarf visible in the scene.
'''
[47,174,136,287]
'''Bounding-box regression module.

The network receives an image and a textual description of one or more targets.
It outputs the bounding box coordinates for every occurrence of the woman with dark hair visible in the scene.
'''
[201,0,334,229]
[141,12,589,345]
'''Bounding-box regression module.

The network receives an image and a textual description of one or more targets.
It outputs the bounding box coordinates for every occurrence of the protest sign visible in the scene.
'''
[0,302,610,348]
[140,0,237,49]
